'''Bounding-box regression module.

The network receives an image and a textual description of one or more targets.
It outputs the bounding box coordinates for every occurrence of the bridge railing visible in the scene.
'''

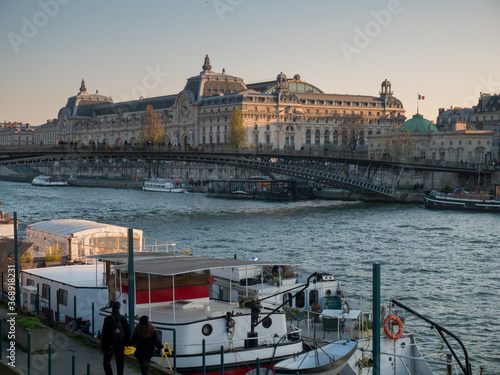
[0,144,496,171]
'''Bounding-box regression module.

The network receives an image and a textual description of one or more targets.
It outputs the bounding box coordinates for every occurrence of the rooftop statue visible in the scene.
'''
[202,54,212,72]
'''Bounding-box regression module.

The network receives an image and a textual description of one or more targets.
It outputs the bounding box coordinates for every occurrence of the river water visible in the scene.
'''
[1,180,499,373]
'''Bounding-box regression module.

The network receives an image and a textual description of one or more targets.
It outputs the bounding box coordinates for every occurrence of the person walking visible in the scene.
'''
[101,301,131,375]
[130,315,164,375]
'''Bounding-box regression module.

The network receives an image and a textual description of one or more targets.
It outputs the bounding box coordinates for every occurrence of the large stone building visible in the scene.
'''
[40,56,406,150]
[0,121,34,146]
[368,112,494,163]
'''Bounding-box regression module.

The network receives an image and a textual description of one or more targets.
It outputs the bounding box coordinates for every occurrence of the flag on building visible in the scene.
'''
[418,94,425,100]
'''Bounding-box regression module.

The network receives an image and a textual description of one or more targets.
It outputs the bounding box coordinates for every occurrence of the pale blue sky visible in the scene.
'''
[1,0,499,126]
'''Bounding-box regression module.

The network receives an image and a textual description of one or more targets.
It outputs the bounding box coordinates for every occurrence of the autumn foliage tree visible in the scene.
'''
[141,105,165,144]
[227,108,246,147]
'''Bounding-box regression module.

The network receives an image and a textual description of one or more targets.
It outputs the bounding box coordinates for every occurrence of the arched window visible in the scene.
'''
[324,129,330,145]
[333,130,339,146]
[309,290,318,306]
[296,291,305,308]
[305,129,311,145]
[314,129,320,146]
[283,293,292,307]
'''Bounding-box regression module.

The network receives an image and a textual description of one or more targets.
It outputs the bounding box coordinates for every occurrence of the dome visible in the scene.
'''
[381,79,391,87]
[399,113,438,133]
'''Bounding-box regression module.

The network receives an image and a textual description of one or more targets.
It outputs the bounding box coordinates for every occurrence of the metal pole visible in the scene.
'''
[72,354,76,375]
[373,263,381,375]
[220,345,224,375]
[87,363,90,375]
[0,321,2,360]
[202,339,206,375]
[256,358,260,375]
[14,212,20,307]
[173,329,177,373]
[48,342,52,375]
[74,296,77,330]
[56,290,60,323]
[48,287,52,321]
[28,331,31,375]
[36,284,39,314]
[91,302,95,336]
[128,228,135,336]
[1,271,3,299]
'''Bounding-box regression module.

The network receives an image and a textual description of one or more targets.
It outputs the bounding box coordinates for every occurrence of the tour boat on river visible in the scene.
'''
[31,175,68,186]
[424,188,500,211]
[142,178,186,193]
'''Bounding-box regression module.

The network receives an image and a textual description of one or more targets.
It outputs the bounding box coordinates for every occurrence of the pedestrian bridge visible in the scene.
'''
[0,146,494,199]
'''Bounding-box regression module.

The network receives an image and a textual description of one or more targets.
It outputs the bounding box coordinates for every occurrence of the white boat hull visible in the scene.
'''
[274,339,357,375]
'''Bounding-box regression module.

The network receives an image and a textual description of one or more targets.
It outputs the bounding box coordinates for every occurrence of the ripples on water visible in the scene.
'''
[1,180,499,372]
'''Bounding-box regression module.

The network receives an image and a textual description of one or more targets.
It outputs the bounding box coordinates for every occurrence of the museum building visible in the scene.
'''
[37,56,407,150]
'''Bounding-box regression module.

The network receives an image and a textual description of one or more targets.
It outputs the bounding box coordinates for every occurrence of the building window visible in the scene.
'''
[314,129,320,146]
[42,283,50,299]
[58,289,68,306]
[324,129,330,144]
[333,130,339,146]
[305,129,311,145]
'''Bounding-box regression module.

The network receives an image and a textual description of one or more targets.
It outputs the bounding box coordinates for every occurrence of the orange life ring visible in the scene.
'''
[383,314,404,340]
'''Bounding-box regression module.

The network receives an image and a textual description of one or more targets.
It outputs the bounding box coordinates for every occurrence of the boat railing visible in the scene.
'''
[400,330,467,374]
[142,237,177,253]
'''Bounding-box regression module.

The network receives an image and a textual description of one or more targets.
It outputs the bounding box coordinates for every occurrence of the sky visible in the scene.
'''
[1,0,499,126]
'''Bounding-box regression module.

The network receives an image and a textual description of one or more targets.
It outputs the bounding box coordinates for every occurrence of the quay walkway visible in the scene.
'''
[0,302,177,375]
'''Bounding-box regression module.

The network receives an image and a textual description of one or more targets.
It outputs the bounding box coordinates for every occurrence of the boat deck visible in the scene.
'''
[133,299,251,325]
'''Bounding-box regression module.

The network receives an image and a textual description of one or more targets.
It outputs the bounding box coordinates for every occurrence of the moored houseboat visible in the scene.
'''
[424,187,500,211]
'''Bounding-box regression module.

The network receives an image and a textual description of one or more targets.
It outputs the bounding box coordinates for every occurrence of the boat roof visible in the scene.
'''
[27,219,142,238]
[22,263,107,288]
[89,251,287,276]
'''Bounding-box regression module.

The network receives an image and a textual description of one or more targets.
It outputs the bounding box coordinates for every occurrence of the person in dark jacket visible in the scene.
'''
[130,315,164,375]
[101,301,131,375]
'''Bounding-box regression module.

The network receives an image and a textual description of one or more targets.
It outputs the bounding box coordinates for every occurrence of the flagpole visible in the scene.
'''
[417,93,419,114]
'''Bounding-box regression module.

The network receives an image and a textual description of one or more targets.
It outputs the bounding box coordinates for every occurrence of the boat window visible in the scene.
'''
[202,324,213,336]
[42,283,50,299]
[309,290,318,306]
[283,293,292,306]
[262,317,272,329]
[325,289,332,296]
[26,278,34,286]
[296,291,305,308]
[58,288,68,306]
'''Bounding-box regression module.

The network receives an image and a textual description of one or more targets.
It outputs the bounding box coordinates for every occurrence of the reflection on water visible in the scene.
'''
[1,180,499,371]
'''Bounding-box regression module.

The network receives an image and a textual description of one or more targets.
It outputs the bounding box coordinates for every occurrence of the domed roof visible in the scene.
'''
[381,79,391,87]
[399,113,438,133]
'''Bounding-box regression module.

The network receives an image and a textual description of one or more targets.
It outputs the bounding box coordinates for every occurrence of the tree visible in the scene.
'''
[384,128,416,160]
[226,109,246,147]
[336,114,365,151]
[141,105,165,144]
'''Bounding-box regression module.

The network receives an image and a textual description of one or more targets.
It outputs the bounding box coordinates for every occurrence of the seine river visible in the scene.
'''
[1,180,499,373]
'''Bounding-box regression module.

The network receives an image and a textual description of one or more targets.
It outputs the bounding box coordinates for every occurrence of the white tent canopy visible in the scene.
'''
[27,219,143,261]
